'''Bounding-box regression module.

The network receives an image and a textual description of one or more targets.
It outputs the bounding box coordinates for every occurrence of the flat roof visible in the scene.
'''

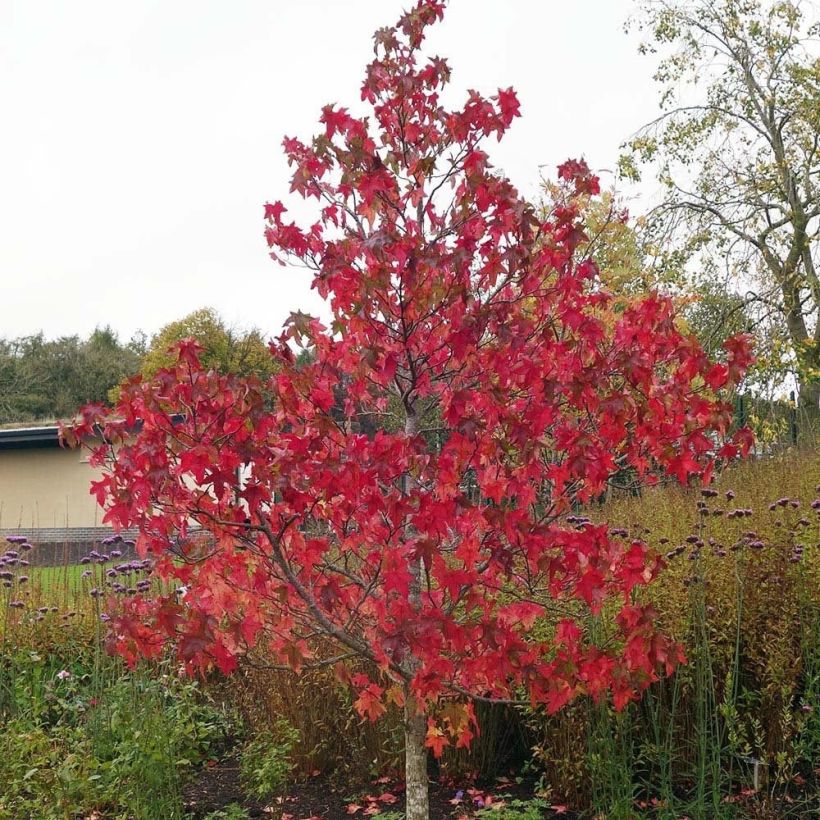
[0,424,62,450]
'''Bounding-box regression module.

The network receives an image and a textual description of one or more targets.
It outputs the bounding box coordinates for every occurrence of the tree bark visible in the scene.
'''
[800,379,820,418]
[404,697,430,820]
[401,406,430,820]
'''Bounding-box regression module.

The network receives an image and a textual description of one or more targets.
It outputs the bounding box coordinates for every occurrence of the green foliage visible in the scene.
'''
[0,612,233,819]
[623,0,820,410]
[86,668,233,817]
[0,309,277,423]
[0,326,143,423]
[475,796,551,819]
[139,307,276,383]
[0,718,102,819]
[239,720,299,801]
[203,805,251,820]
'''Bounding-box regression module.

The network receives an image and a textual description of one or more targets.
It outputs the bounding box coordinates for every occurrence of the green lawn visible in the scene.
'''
[30,563,89,593]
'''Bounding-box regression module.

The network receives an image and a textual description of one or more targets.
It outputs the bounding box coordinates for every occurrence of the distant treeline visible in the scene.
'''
[0,328,145,424]
[0,308,275,425]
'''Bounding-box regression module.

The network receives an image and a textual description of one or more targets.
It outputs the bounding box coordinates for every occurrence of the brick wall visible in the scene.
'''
[0,527,140,566]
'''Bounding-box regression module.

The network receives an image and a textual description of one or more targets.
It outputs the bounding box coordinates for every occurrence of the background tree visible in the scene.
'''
[69,3,753,818]
[139,307,276,382]
[538,174,762,375]
[621,0,820,412]
[0,328,143,423]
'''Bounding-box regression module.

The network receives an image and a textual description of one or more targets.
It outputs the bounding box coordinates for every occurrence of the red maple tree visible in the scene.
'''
[67,3,753,817]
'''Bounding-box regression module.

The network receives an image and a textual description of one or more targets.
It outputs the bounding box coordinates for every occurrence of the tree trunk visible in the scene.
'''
[402,407,429,820]
[404,699,430,820]
[799,379,820,420]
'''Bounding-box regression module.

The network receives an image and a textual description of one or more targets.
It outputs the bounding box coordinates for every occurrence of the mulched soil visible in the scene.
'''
[183,753,818,819]
[184,759,577,818]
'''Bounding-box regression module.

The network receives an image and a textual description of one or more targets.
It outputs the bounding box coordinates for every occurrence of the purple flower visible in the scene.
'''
[18,575,28,584]
[9,600,24,609]
[110,549,122,558]
[6,536,27,544]
[80,557,91,565]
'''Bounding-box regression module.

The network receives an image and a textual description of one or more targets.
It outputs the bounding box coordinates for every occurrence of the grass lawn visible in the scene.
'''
[30,562,88,592]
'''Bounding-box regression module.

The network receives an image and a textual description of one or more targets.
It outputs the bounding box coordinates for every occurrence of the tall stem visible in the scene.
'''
[405,694,430,820]
[402,409,429,820]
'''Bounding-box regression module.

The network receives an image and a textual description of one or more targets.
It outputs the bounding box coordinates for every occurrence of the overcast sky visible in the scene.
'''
[1,0,660,343]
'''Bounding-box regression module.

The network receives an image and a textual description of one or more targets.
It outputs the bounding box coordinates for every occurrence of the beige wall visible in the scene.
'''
[0,447,103,530]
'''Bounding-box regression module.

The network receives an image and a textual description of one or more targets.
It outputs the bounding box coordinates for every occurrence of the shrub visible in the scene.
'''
[239,720,300,801]
[0,601,233,819]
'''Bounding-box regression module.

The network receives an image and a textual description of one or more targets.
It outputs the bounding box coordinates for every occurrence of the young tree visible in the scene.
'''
[621,0,819,411]
[68,3,752,817]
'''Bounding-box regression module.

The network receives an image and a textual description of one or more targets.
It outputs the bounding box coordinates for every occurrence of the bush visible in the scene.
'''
[239,720,299,801]
[0,610,233,818]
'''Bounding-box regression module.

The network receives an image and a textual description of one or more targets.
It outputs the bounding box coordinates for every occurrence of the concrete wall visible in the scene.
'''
[0,446,103,531]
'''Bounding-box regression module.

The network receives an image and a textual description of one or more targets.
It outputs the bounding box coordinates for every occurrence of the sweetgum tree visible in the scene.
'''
[67,3,753,817]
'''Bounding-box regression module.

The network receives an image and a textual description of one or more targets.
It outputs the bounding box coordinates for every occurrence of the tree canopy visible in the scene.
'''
[0,328,144,425]
[140,308,276,383]
[622,0,820,410]
[0,309,275,424]
[68,3,753,818]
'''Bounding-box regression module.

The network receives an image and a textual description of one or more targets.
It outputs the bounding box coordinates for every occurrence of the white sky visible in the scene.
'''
[0,0,660,343]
